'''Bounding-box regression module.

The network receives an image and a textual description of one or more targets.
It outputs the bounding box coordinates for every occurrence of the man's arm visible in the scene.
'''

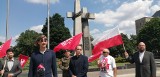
[112,57,117,77]
[12,61,22,76]
[77,56,88,77]
[58,58,66,70]
[69,58,74,76]
[51,52,58,77]
[113,68,117,77]
[28,56,33,77]
[150,52,156,77]
[124,51,135,64]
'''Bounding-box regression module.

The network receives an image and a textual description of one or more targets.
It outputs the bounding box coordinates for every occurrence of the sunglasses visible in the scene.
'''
[103,52,109,53]
[40,38,47,42]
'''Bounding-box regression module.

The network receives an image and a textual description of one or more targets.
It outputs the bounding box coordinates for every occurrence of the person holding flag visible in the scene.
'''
[97,49,117,77]
[0,48,22,77]
[28,35,57,77]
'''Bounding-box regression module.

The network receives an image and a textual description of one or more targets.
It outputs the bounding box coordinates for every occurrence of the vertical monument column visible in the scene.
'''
[67,0,83,54]
[81,7,95,57]
[67,0,95,56]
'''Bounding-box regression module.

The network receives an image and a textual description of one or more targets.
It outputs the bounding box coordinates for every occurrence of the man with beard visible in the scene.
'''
[0,48,22,77]
[28,35,57,77]
[124,42,156,77]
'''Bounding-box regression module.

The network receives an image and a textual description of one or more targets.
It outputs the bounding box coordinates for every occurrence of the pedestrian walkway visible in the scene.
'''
[20,67,160,77]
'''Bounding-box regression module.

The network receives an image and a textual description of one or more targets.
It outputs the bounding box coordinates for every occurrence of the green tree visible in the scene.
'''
[109,33,137,57]
[0,42,2,45]
[137,18,160,56]
[42,13,71,58]
[14,30,41,56]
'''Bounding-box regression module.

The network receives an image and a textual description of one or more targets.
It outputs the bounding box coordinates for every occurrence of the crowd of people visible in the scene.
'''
[0,35,157,77]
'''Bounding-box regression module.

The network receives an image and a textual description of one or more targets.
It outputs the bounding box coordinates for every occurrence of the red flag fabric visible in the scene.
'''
[18,54,29,68]
[88,27,123,62]
[0,38,12,58]
[88,52,101,62]
[54,33,82,52]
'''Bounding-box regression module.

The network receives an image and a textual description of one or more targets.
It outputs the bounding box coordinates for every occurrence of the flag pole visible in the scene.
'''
[117,26,126,52]
[47,0,50,49]
[122,44,126,52]
[6,0,9,41]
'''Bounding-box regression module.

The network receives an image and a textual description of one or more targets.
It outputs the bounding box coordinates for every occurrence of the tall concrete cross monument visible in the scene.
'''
[67,0,95,57]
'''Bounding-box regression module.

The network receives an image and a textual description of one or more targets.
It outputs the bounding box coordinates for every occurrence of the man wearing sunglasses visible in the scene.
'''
[28,35,57,77]
[97,49,117,77]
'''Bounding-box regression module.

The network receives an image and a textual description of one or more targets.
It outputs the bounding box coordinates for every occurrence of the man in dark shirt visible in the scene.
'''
[69,45,88,77]
[28,35,57,77]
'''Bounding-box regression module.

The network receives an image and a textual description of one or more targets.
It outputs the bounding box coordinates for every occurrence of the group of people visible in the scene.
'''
[0,35,157,77]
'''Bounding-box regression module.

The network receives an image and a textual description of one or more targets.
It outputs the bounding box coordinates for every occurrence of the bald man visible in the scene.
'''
[125,42,156,77]
[97,49,117,77]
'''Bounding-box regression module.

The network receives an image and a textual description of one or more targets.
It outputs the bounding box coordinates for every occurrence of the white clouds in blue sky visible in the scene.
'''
[93,0,160,37]
[29,25,43,33]
[25,0,59,4]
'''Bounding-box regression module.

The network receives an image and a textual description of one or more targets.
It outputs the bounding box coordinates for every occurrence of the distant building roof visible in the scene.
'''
[152,10,160,17]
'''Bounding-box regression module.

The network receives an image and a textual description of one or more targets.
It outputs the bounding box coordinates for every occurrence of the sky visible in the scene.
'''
[0,0,160,46]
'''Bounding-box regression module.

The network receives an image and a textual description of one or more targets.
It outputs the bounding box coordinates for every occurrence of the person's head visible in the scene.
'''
[35,35,48,49]
[75,45,83,56]
[102,49,110,57]
[6,48,14,59]
[64,50,70,58]
[138,42,146,52]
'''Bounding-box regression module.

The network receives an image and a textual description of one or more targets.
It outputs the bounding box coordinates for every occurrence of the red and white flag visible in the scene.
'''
[0,38,12,58]
[88,27,123,62]
[88,51,101,62]
[18,54,29,68]
[54,33,82,52]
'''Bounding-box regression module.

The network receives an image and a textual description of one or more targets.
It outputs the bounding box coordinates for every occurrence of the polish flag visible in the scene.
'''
[54,33,82,52]
[88,27,123,62]
[88,52,101,62]
[0,38,12,58]
[18,54,29,68]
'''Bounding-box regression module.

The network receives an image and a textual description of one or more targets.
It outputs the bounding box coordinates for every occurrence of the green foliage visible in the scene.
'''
[42,13,71,58]
[89,59,98,66]
[115,56,127,63]
[14,30,41,56]
[109,33,137,57]
[137,18,160,55]
[0,42,2,45]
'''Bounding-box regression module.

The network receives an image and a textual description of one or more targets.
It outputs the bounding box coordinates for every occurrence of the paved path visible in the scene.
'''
[20,67,160,77]
[58,67,160,77]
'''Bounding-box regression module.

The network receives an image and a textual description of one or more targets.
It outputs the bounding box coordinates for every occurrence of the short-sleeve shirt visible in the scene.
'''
[99,55,116,77]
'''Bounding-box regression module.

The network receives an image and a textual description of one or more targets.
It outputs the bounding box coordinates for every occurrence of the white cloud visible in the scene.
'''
[25,0,59,5]
[94,0,155,35]
[90,29,100,34]
[0,36,5,43]
[29,25,43,33]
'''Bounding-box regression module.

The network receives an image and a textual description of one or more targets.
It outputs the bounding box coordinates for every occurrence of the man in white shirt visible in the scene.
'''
[97,49,117,77]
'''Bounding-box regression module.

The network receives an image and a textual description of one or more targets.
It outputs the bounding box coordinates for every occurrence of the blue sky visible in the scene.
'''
[0,0,160,45]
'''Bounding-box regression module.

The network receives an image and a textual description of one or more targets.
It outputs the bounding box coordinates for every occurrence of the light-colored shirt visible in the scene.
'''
[99,55,116,77]
[139,51,145,63]
[40,49,47,54]
[7,58,14,71]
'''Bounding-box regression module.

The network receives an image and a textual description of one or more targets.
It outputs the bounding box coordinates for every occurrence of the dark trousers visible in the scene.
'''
[62,70,71,77]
